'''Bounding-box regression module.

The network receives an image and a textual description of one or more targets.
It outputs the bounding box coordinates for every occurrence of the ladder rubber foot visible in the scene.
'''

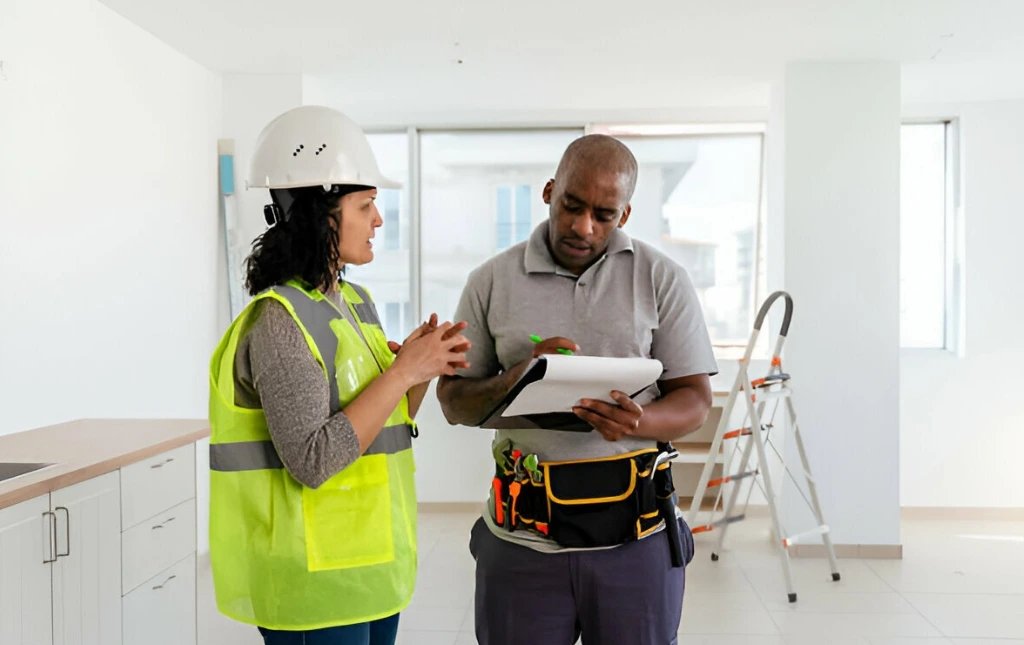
[711,553,719,562]
[832,572,841,582]
[788,593,797,603]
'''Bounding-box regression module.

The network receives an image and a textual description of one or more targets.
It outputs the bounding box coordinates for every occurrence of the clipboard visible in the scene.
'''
[475,354,664,432]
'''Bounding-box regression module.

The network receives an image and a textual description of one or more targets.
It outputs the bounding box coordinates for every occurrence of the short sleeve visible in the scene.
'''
[650,260,719,380]
[452,264,501,379]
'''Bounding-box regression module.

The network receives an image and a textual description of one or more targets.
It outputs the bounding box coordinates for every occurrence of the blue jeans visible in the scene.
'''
[258,614,400,645]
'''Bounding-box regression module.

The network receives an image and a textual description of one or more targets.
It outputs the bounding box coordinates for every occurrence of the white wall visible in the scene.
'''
[0,0,222,555]
[900,100,1024,509]
[782,63,902,546]
[0,0,222,435]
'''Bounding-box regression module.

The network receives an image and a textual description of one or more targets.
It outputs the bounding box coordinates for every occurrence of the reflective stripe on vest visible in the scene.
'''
[210,423,414,472]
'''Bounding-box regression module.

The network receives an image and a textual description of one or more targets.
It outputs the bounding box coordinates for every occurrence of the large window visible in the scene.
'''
[900,122,962,351]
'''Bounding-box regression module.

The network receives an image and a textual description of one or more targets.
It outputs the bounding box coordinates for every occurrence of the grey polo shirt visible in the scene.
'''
[453,220,718,551]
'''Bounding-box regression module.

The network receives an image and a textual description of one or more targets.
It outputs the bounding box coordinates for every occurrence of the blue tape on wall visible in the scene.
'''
[219,154,235,195]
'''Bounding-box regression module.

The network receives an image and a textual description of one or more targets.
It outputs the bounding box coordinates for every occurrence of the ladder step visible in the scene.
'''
[707,470,759,488]
[691,514,746,534]
[723,427,753,440]
[781,525,830,547]
[751,373,791,388]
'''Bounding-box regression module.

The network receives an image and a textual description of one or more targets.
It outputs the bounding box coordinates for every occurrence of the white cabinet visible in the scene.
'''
[0,441,199,645]
[50,472,122,645]
[0,495,53,645]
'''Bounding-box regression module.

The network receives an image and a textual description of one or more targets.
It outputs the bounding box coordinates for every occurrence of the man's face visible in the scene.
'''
[543,166,632,275]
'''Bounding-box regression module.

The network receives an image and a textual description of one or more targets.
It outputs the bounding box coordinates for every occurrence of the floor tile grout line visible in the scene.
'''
[737,559,785,636]
[894,585,953,639]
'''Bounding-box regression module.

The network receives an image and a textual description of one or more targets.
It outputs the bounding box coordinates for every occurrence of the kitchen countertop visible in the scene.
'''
[0,419,209,510]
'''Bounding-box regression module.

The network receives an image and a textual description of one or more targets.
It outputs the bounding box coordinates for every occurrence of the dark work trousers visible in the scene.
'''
[469,516,695,645]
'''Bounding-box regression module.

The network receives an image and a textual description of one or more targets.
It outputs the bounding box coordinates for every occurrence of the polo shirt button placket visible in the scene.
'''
[574,278,587,308]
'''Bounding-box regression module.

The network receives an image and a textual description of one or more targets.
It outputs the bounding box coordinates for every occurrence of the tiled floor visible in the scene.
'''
[199,512,1024,644]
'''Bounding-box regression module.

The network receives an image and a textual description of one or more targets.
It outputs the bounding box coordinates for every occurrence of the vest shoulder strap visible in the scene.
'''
[268,284,343,414]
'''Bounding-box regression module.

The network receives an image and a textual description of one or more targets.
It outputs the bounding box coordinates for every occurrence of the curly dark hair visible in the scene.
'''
[243,186,353,296]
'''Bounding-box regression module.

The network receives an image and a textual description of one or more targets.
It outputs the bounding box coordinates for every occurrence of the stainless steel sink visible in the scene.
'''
[0,462,54,483]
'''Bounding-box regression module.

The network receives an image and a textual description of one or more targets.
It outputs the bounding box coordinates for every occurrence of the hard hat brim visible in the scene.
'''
[247,174,403,191]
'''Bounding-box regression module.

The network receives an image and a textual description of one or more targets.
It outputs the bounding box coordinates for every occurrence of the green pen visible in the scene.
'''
[530,334,574,356]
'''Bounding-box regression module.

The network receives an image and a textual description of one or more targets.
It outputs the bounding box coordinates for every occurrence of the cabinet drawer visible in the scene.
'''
[121,498,196,595]
[120,444,195,530]
[122,554,196,645]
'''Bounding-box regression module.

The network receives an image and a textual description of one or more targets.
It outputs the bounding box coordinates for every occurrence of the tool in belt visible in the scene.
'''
[490,440,685,567]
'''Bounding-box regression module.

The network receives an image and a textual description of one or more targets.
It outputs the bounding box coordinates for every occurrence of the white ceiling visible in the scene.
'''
[99,0,1024,109]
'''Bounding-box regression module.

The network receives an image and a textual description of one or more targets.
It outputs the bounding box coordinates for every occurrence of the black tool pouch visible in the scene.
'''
[541,449,668,549]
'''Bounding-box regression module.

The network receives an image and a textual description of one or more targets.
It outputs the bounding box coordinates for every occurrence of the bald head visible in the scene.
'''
[542,135,638,274]
[554,134,639,200]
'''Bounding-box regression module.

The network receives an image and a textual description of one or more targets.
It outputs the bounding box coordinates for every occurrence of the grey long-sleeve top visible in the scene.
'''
[233,295,362,489]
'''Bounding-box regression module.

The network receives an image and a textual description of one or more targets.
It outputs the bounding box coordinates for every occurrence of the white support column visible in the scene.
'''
[782,62,902,549]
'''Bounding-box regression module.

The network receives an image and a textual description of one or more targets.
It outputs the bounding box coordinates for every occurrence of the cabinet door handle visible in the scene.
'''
[150,457,175,469]
[151,516,176,530]
[55,507,70,557]
[42,511,57,564]
[152,574,177,590]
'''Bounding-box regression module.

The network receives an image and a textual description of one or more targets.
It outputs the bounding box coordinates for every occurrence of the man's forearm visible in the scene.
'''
[634,383,713,443]
[436,372,517,426]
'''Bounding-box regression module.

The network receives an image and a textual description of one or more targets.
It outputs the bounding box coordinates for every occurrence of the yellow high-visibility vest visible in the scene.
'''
[208,279,418,630]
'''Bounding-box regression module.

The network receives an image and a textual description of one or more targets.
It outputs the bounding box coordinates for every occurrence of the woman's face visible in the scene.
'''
[335,188,383,267]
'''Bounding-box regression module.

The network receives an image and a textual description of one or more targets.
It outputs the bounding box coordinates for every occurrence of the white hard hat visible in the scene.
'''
[247,105,400,191]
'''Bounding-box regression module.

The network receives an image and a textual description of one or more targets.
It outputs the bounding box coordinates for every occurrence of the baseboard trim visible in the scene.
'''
[901,506,1024,521]
[419,502,484,514]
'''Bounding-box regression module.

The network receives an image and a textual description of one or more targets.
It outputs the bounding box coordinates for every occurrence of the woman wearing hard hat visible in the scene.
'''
[207,105,470,645]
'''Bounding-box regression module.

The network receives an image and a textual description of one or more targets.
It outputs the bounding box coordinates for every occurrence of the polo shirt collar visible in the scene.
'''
[525,221,634,275]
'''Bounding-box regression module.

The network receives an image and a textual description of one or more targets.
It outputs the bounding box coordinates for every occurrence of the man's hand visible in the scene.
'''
[573,390,644,442]
[502,336,580,383]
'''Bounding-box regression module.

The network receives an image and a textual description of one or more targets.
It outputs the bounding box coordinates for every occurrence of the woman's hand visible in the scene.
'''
[391,320,471,386]
[387,313,440,355]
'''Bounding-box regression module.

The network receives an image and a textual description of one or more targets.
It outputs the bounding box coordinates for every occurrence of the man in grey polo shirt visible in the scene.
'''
[436,134,718,645]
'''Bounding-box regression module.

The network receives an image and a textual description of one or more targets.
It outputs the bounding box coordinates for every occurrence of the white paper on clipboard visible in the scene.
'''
[501,354,664,417]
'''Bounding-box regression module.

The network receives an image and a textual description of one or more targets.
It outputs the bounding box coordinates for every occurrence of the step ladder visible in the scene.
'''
[686,291,840,603]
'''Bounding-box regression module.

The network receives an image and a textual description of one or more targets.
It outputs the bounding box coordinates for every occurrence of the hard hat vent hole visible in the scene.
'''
[316,143,328,156]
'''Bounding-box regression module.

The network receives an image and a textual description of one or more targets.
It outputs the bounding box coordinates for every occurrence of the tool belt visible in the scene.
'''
[491,441,679,552]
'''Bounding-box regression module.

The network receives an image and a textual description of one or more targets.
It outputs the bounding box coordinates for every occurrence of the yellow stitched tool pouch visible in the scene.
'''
[541,449,663,548]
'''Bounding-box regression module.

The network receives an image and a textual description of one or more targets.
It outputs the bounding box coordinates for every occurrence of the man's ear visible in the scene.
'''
[542,179,554,205]
[618,205,632,228]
